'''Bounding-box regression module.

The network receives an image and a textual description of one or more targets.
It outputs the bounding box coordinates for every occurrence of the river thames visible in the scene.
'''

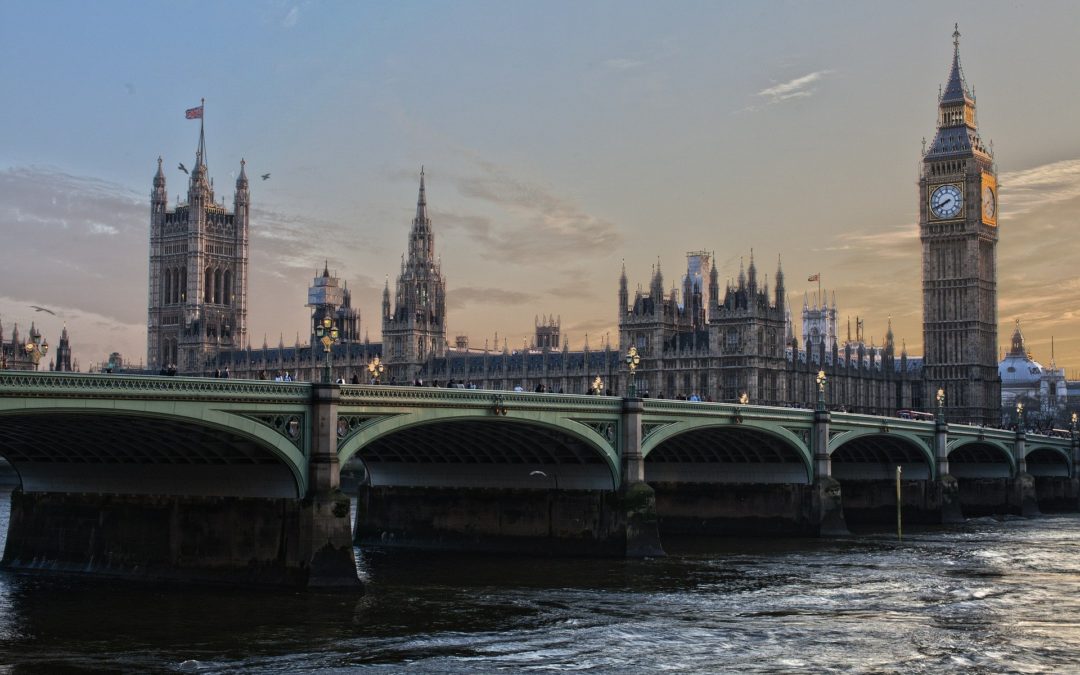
[0,497,1078,673]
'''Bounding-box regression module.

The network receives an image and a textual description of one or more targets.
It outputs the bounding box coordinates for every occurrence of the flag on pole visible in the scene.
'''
[808,273,820,282]
[185,106,204,119]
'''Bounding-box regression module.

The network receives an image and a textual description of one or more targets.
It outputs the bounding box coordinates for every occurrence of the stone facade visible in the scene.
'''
[381,170,447,384]
[0,321,71,372]
[147,118,249,374]
[919,26,1001,424]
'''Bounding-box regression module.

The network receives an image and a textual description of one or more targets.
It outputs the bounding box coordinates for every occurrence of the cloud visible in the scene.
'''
[446,286,538,311]
[88,222,118,236]
[282,5,300,28]
[757,70,834,104]
[999,158,1080,218]
[449,161,623,264]
[603,58,644,70]
[814,224,918,261]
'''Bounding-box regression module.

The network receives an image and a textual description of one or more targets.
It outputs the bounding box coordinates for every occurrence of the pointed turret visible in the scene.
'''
[1008,319,1025,356]
[153,156,166,189]
[619,259,629,316]
[940,24,973,105]
[650,258,664,302]
[737,257,746,290]
[407,167,434,264]
[926,24,990,159]
[381,276,391,320]
[774,254,785,311]
[236,158,249,191]
[747,249,757,291]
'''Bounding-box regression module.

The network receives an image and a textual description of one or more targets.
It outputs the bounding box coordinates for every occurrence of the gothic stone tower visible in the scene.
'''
[147,118,249,373]
[382,169,446,383]
[920,25,1000,424]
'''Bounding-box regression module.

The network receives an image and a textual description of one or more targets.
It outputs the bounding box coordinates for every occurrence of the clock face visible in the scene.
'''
[930,184,963,219]
[983,185,996,219]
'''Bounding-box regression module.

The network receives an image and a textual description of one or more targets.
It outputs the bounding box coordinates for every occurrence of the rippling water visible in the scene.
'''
[0,495,1078,673]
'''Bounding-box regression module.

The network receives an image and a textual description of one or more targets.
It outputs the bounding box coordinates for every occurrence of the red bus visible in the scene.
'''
[896,410,935,421]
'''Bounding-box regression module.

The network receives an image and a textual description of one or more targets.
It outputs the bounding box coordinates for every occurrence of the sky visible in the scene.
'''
[2,1,1080,374]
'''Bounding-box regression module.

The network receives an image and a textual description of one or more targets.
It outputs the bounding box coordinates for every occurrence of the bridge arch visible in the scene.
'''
[0,406,307,497]
[828,429,935,480]
[1025,445,1072,478]
[339,409,620,491]
[641,421,812,484]
[946,438,1016,479]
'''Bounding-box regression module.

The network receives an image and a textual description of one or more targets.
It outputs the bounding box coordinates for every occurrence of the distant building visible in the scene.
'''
[154,28,1020,409]
[999,320,1068,427]
[919,25,1001,424]
[147,116,249,373]
[381,169,447,384]
[0,320,69,372]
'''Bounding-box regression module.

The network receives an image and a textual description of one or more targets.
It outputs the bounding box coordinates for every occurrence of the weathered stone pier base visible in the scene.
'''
[354,485,662,557]
[840,478,963,526]
[1032,476,1079,513]
[954,475,1041,517]
[651,482,831,537]
[2,489,357,588]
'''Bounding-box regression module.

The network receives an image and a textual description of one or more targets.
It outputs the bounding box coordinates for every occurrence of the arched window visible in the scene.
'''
[214,268,222,304]
[180,267,187,302]
[205,268,213,303]
[223,269,231,305]
[164,271,172,305]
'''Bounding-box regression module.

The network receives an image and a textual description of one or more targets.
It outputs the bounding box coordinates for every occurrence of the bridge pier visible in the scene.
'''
[812,408,848,536]
[936,420,964,524]
[1012,431,1039,517]
[620,398,664,557]
[302,384,361,589]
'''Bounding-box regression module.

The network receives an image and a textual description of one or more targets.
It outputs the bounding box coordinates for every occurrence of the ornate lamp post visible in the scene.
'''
[625,346,640,398]
[314,316,340,384]
[936,388,945,424]
[1016,401,1025,430]
[592,375,604,395]
[24,336,49,372]
[367,356,385,384]
[1072,412,1078,434]
[739,392,749,405]
[815,370,827,411]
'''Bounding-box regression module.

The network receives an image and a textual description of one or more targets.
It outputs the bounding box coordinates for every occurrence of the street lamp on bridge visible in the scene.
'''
[367,356,385,384]
[314,316,340,384]
[625,346,640,398]
[936,388,945,423]
[24,336,49,372]
[592,375,604,395]
[1016,401,1025,430]
[815,370,826,411]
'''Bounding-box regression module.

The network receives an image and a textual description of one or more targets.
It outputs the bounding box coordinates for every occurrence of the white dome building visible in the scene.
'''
[999,320,1067,423]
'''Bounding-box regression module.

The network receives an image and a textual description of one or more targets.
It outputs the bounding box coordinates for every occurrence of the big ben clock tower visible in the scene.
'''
[920,25,1000,425]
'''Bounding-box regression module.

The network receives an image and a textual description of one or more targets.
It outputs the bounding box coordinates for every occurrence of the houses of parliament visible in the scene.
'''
[145,28,1004,424]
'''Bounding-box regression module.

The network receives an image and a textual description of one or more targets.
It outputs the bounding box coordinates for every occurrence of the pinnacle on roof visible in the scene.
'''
[940,24,973,105]
[237,158,248,187]
[414,166,429,227]
[154,156,166,187]
[322,260,330,278]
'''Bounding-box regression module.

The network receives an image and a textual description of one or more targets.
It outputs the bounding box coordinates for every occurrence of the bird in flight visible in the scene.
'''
[30,305,56,316]
[261,173,271,181]
[178,162,189,174]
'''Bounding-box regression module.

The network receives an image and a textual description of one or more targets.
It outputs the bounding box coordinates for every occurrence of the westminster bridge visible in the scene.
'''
[0,371,1076,588]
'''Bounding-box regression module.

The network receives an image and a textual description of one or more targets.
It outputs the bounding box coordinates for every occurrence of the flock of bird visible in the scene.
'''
[177,162,270,181]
